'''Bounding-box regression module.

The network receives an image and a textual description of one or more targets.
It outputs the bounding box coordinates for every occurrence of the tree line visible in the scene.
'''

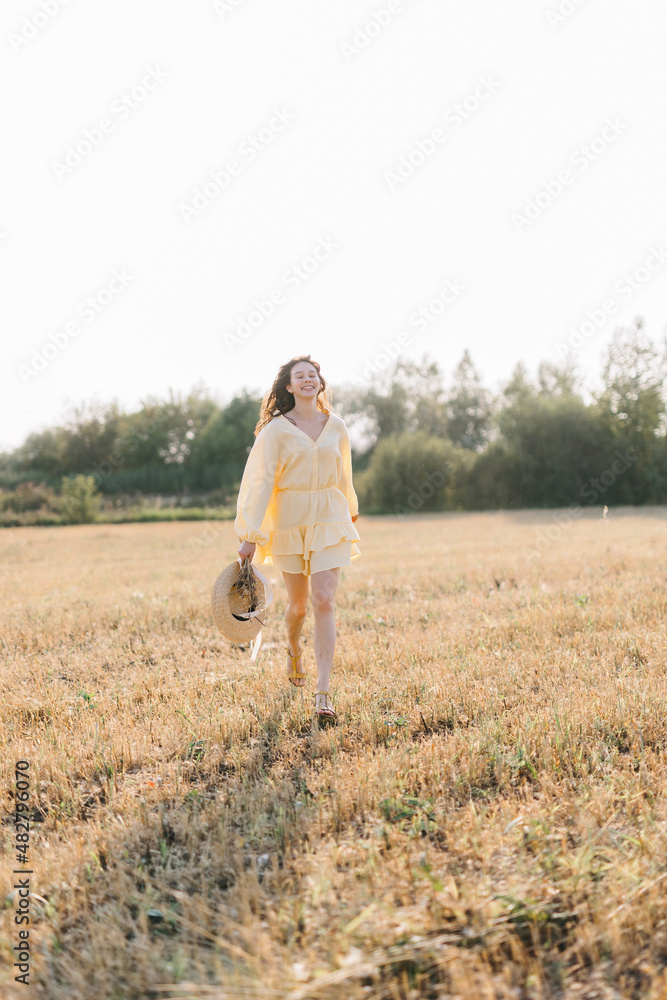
[2,319,666,513]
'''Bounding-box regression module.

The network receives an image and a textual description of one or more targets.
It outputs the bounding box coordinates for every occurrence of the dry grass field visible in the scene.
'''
[2,509,667,1000]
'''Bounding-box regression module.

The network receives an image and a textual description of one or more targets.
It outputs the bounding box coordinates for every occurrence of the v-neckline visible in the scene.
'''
[281,412,331,445]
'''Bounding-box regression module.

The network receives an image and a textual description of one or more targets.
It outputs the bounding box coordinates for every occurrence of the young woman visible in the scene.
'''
[235,355,360,723]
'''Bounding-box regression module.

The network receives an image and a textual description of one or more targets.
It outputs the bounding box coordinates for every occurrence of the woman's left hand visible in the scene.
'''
[238,540,256,560]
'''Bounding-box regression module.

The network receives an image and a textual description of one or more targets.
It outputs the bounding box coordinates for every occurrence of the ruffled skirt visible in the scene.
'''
[255,486,361,577]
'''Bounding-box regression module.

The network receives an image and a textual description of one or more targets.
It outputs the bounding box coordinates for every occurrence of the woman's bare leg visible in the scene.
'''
[310,567,341,708]
[282,571,310,685]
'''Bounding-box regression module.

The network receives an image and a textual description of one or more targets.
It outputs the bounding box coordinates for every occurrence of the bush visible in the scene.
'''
[355,432,473,514]
[0,481,57,513]
[58,475,102,524]
[466,440,524,509]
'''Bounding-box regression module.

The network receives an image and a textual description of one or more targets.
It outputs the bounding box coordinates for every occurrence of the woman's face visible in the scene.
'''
[287,363,321,401]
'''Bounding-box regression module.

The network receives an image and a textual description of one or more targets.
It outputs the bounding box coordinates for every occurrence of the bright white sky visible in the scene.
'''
[1,0,666,452]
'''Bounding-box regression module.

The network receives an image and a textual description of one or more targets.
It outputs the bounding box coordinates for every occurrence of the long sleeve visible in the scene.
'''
[234,424,281,545]
[338,424,359,518]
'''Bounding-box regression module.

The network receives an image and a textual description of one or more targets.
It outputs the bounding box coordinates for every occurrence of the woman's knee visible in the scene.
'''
[286,598,308,620]
[311,588,335,614]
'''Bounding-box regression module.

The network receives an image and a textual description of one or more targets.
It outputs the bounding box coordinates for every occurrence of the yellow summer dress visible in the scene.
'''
[235,412,361,576]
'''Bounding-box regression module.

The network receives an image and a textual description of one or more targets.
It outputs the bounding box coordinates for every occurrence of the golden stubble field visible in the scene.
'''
[2,509,667,1000]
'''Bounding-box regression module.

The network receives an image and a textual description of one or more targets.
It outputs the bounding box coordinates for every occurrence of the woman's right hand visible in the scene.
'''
[237,540,256,561]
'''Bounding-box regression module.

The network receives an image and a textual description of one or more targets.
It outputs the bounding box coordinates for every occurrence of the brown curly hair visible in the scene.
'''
[255,355,332,435]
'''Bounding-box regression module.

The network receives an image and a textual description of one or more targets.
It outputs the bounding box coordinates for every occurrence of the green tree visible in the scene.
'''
[335,355,448,453]
[503,360,535,404]
[90,386,219,491]
[537,358,581,398]
[467,440,523,509]
[498,393,617,507]
[388,357,449,437]
[596,320,665,433]
[58,400,122,473]
[189,390,262,488]
[146,386,218,467]
[13,427,68,477]
[59,475,102,524]
[594,320,667,502]
[446,350,493,450]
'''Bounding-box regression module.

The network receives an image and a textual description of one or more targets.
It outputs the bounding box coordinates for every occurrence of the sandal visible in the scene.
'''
[313,690,336,724]
[286,646,306,687]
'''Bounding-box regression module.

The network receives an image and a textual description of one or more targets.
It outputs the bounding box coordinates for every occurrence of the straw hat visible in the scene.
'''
[211,558,269,643]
